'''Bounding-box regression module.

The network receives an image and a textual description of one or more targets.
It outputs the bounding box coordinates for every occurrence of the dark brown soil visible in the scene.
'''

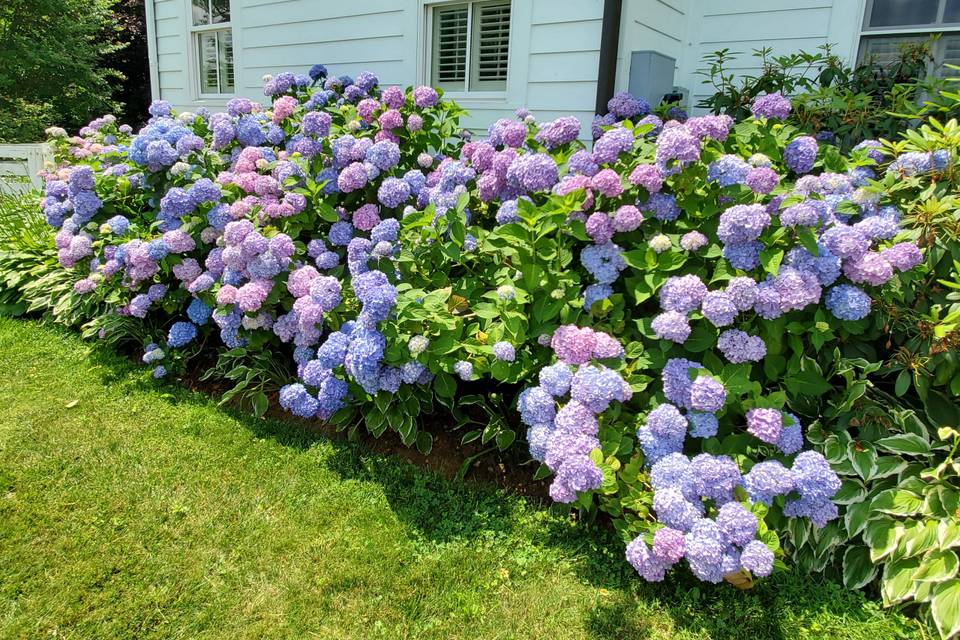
[179,368,549,499]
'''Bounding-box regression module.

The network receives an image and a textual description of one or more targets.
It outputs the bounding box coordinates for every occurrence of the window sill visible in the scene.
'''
[443,91,509,103]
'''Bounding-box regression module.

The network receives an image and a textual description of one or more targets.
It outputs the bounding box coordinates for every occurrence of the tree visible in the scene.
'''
[0,0,124,142]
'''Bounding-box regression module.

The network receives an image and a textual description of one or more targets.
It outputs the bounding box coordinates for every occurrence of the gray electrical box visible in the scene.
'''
[628,51,676,107]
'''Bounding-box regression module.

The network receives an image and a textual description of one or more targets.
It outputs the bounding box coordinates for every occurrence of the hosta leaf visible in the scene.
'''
[932,579,960,640]
[902,520,941,558]
[865,518,905,562]
[834,478,867,505]
[848,442,878,481]
[914,550,959,584]
[881,556,921,606]
[843,545,878,590]
[940,520,960,551]
[845,500,873,538]
[875,433,931,456]
[871,488,924,516]
[872,456,908,479]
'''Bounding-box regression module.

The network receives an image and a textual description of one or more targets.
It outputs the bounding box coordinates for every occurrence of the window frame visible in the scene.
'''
[187,0,237,100]
[857,0,960,76]
[423,0,512,100]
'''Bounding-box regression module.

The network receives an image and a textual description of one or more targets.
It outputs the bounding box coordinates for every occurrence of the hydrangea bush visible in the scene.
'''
[26,68,955,616]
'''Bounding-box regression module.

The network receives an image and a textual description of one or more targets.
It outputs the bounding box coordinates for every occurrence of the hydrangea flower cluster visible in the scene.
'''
[518,326,630,503]
[40,70,933,591]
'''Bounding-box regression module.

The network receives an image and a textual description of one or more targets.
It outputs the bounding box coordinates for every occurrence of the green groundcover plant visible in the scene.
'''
[2,63,959,635]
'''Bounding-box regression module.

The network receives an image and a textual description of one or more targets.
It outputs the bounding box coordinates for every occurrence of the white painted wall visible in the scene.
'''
[672,0,865,112]
[148,0,607,138]
[147,0,868,129]
[616,0,687,95]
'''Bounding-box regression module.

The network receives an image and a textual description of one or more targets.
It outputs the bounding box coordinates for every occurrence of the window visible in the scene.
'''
[859,0,960,76]
[191,0,234,95]
[430,1,510,92]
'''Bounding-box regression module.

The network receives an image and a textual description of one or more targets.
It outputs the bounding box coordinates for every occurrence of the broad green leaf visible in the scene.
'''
[845,500,873,538]
[901,519,940,558]
[940,520,960,551]
[873,456,909,479]
[872,488,924,516]
[834,478,868,506]
[875,433,931,456]
[914,550,959,583]
[434,372,456,398]
[865,518,905,562]
[881,556,921,605]
[843,545,878,590]
[415,431,433,455]
[932,579,960,640]
[848,442,878,481]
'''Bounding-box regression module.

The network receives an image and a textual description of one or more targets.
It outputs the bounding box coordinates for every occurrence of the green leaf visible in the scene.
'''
[845,500,873,538]
[760,247,784,276]
[875,433,931,456]
[902,519,940,558]
[251,391,268,418]
[415,431,433,455]
[895,369,911,396]
[683,324,716,353]
[914,550,959,584]
[865,518,905,562]
[872,489,925,516]
[834,478,868,505]
[843,545,878,590]
[848,443,878,481]
[940,520,960,551]
[434,372,456,398]
[932,579,960,639]
[784,366,833,397]
[881,556,921,605]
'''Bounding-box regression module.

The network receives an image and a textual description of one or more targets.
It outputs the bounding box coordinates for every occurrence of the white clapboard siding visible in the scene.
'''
[146,0,865,134]
[675,0,863,113]
[0,144,51,194]
[616,0,687,95]
[148,0,607,140]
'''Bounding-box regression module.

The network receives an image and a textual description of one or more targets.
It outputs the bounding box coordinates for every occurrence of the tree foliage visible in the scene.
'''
[0,0,123,142]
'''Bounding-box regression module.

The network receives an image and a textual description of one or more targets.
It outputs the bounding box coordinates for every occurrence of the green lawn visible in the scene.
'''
[0,318,925,639]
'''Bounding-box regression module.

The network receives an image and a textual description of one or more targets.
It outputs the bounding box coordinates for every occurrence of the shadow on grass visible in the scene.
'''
[73,329,906,640]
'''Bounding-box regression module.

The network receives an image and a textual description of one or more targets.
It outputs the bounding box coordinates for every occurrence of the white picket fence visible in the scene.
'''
[0,143,51,195]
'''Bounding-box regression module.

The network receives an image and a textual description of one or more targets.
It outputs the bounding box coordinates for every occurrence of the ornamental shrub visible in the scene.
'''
[12,60,960,629]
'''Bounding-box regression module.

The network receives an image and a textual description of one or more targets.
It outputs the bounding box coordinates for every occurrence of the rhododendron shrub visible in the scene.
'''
[36,69,937,588]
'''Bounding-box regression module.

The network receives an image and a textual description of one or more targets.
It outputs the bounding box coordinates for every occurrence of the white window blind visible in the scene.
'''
[430,1,510,92]
[432,6,468,89]
[192,0,234,95]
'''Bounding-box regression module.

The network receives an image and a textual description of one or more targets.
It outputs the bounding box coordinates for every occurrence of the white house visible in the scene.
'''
[145,0,960,136]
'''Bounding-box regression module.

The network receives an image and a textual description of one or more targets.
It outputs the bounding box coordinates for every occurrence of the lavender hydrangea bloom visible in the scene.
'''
[716,502,758,546]
[689,376,727,413]
[659,275,707,313]
[744,460,795,505]
[717,329,766,363]
[701,291,738,327]
[688,412,719,438]
[655,126,701,175]
[652,311,691,343]
[746,408,782,444]
[492,341,516,362]
[785,136,818,174]
[825,284,871,321]
[751,92,791,120]
[740,540,774,576]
